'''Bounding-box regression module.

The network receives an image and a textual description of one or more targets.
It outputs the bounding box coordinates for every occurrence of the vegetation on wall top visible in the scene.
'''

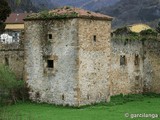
[112,27,159,41]
[140,29,158,36]
[25,7,79,20]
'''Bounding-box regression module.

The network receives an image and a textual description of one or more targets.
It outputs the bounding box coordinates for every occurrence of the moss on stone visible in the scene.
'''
[26,10,78,20]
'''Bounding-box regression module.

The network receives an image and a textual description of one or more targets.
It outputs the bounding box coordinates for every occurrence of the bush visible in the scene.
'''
[140,29,158,36]
[0,64,28,106]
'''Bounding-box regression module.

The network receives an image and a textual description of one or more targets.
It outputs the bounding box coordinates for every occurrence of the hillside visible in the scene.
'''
[6,0,119,12]
[6,0,57,12]
[98,0,160,28]
[7,0,36,12]
[51,0,120,10]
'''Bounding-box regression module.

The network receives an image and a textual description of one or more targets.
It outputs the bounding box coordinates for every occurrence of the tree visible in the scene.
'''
[0,0,11,33]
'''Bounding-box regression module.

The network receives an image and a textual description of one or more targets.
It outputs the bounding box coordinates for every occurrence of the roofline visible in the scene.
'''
[5,22,24,24]
[5,28,24,30]
[24,16,113,21]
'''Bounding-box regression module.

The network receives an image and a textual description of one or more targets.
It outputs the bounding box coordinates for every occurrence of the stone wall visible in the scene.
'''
[25,19,79,106]
[110,38,144,95]
[143,39,160,93]
[24,18,112,106]
[110,36,160,95]
[0,39,24,80]
[24,18,160,106]
[78,19,111,105]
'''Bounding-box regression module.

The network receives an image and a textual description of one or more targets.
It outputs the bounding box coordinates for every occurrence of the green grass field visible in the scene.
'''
[0,95,160,120]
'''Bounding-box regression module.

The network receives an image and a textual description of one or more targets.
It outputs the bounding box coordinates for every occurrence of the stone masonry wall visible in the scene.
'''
[110,38,144,95]
[25,19,79,106]
[0,41,24,80]
[143,39,160,93]
[110,36,160,95]
[78,19,111,106]
[24,18,160,106]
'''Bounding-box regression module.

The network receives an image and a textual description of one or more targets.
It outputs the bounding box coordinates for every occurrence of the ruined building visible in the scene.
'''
[110,25,160,95]
[1,7,159,107]
[24,7,112,106]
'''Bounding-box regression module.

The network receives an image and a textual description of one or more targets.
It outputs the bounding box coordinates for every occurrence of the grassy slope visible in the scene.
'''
[0,96,160,120]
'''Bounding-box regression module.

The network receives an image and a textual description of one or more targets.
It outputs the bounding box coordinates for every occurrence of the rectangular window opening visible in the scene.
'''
[93,35,96,42]
[48,34,52,39]
[47,60,54,68]
[5,57,9,66]
[135,55,139,66]
[120,55,126,66]
[62,94,65,101]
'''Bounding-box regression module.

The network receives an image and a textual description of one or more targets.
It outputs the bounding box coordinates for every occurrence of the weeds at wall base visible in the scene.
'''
[7,93,159,109]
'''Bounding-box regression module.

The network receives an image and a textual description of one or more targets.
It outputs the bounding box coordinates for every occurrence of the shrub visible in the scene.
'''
[0,64,28,106]
[140,29,158,36]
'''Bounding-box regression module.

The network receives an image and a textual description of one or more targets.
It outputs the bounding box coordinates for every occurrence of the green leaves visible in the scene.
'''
[15,0,21,5]
[26,10,78,20]
[0,64,26,105]
[0,64,17,89]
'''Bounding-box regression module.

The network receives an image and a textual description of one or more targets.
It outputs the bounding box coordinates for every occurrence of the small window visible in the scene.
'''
[5,57,9,66]
[93,35,96,42]
[47,60,54,68]
[62,94,65,100]
[35,92,40,99]
[120,55,126,66]
[135,55,139,66]
[111,33,113,37]
[135,76,139,80]
[48,34,52,39]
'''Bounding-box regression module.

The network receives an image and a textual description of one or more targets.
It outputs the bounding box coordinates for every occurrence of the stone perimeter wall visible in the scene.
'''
[143,39,160,93]
[110,37,160,95]
[0,41,24,80]
[110,39,143,95]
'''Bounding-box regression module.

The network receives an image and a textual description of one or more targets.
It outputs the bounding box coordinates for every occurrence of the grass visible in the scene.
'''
[0,94,160,120]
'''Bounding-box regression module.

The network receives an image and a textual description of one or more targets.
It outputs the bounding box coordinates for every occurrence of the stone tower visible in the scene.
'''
[24,6,112,106]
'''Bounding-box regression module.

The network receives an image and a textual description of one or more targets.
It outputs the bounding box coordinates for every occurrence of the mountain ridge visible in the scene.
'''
[6,0,160,28]
[7,0,119,12]
[98,0,160,28]
[50,0,120,10]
